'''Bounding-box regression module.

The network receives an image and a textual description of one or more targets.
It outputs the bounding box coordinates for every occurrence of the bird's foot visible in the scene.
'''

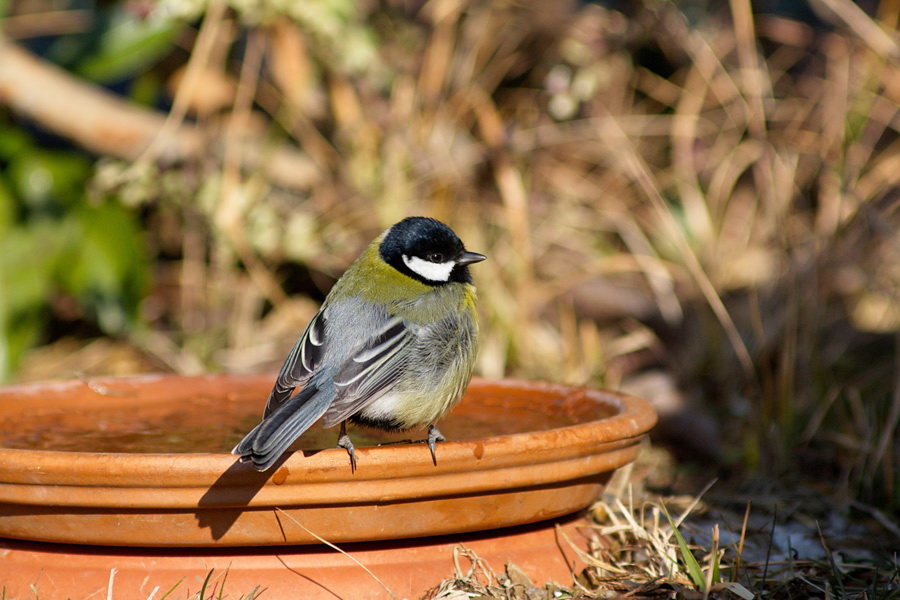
[337,422,357,473]
[426,425,446,466]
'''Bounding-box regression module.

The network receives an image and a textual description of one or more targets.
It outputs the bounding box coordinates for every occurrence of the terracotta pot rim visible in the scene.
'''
[0,375,656,508]
[0,374,657,546]
[0,375,654,482]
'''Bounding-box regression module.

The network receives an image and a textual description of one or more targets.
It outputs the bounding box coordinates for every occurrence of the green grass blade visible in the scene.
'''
[217,567,229,600]
[712,554,720,585]
[198,569,214,599]
[662,504,706,589]
[158,577,185,600]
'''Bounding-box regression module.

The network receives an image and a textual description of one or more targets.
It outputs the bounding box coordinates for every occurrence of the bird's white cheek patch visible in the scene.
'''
[402,254,455,282]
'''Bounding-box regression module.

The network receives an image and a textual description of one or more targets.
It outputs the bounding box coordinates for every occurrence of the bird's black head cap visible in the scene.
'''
[379,217,483,286]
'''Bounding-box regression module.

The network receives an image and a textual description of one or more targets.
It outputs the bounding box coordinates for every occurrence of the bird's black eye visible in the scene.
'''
[427,253,444,263]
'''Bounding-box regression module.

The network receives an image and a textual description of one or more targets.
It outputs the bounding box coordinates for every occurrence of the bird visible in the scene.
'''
[233,216,486,472]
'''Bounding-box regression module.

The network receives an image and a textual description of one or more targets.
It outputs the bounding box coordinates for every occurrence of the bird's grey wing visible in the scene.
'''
[264,309,327,417]
[320,316,414,427]
[234,380,333,471]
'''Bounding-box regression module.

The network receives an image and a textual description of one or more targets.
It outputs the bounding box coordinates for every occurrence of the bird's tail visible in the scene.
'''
[232,382,332,471]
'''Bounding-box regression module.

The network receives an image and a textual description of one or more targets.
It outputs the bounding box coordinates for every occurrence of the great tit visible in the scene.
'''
[233,216,486,472]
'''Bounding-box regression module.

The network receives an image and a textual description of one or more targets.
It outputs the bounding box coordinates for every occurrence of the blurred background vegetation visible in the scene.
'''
[1,0,898,515]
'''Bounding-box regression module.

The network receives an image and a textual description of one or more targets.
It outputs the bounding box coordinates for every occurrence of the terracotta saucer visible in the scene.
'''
[0,375,656,548]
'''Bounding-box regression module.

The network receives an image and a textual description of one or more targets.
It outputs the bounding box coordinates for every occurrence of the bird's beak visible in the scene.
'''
[457,251,487,265]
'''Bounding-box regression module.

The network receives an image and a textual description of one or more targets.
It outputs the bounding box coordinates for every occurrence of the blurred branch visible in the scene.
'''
[130,0,227,170]
[219,28,293,308]
[812,0,900,58]
[2,10,93,39]
[0,39,321,190]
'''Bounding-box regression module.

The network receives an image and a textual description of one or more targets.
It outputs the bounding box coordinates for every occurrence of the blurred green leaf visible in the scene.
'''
[0,220,63,320]
[0,220,67,379]
[74,8,182,82]
[0,313,43,382]
[0,176,15,230]
[6,150,92,212]
[0,118,149,380]
[0,126,31,160]
[130,71,165,107]
[59,201,148,334]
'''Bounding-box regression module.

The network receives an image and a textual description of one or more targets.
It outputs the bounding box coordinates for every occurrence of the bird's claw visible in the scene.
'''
[427,425,446,466]
[338,422,357,473]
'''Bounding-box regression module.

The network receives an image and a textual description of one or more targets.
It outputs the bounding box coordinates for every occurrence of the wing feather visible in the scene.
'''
[264,310,327,417]
[321,317,414,427]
